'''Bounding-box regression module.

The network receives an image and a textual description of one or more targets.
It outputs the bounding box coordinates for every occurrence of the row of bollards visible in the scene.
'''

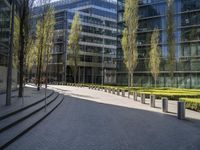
[88,85,186,120]
[66,83,85,87]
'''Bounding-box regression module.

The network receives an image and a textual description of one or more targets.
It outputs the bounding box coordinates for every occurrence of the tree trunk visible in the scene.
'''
[127,71,130,95]
[37,47,43,91]
[36,59,39,86]
[128,72,130,87]
[6,2,15,105]
[154,77,157,88]
[171,75,173,87]
[74,69,76,83]
[131,72,134,87]
[78,66,80,83]
[18,3,25,97]
[45,64,48,88]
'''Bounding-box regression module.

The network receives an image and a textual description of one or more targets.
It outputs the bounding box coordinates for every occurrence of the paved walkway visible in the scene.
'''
[0,85,52,117]
[6,85,200,150]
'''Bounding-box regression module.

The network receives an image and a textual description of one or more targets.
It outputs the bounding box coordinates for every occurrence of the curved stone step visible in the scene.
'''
[0,94,64,149]
[0,92,59,133]
[0,90,54,121]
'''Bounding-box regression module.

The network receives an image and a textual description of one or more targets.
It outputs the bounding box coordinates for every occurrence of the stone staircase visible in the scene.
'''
[0,91,64,149]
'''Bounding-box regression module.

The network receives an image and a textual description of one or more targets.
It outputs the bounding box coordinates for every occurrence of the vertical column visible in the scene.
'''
[6,2,15,106]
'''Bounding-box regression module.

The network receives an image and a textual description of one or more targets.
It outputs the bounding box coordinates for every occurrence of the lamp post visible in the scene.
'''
[83,45,86,83]
[101,28,105,85]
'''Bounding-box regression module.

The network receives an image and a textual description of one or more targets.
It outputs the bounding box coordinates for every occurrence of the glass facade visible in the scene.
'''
[33,0,117,84]
[0,0,20,92]
[0,0,9,92]
[0,0,10,67]
[117,0,200,88]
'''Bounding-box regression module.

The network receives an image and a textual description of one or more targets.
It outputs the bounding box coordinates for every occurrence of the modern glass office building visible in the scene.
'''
[0,0,19,92]
[0,0,10,69]
[33,0,117,84]
[117,0,200,88]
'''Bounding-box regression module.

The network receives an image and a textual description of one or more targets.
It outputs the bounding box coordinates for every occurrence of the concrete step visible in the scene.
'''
[0,92,59,133]
[0,91,54,121]
[0,94,64,149]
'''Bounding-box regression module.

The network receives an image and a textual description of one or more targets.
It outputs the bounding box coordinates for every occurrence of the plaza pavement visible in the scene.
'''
[6,85,200,150]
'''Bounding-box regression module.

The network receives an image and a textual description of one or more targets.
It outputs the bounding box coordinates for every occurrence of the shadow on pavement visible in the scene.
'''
[7,93,200,150]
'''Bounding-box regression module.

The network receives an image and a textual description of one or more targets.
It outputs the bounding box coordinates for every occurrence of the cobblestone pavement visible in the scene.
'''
[7,86,200,150]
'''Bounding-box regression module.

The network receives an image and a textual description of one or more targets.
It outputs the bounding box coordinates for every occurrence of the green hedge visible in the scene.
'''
[103,86,200,100]
[84,84,200,112]
[134,88,200,100]
[85,84,200,100]
[179,98,200,112]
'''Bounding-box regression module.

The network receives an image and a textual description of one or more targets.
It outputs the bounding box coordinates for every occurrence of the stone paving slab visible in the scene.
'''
[6,85,200,150]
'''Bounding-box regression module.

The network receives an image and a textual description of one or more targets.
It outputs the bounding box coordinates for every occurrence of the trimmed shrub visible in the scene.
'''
[179,98,200,112]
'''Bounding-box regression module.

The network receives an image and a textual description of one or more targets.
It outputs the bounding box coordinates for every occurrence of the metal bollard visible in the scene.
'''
[117,90,120,95]
[141,93,145,104]
[150,95,156,108]
[122,90,125,97]
[112,89,115,94]
[177,101,185,120]
[104,88,107,92]
[162,97,168,112]
[128,91,130,98]
[133,92,137,101]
